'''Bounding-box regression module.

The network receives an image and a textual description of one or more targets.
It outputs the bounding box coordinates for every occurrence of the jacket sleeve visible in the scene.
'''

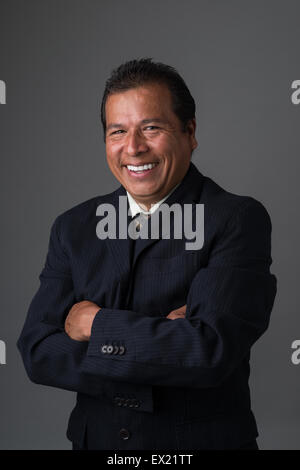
[16,215,106,397]
[81,198,277,388]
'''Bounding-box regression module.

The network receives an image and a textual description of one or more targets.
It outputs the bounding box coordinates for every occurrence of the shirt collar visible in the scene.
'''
[126,182,181,218]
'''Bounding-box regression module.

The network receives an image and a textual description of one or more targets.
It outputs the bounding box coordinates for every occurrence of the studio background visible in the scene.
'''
[0,0,299,449]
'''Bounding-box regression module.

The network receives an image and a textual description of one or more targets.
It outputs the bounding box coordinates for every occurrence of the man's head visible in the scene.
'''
[101,58,198,210]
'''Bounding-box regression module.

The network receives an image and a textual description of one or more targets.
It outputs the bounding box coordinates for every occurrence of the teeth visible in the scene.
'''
[127,163,157,172]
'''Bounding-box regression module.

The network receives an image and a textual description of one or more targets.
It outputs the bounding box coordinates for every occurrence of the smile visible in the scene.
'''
[125,162,159,177]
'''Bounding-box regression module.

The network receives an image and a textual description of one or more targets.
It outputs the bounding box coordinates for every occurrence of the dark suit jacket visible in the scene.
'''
[17,162,277,450]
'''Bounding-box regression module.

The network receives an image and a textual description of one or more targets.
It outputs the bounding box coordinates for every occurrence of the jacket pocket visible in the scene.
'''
[66,404,88,449]
[175,411,259,450]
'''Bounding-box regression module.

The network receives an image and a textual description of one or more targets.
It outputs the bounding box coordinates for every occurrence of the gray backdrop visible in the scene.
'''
[0,0,299,450]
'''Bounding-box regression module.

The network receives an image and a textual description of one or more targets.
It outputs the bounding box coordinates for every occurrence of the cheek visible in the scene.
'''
[155,135,180,156]
[106,147,121,167]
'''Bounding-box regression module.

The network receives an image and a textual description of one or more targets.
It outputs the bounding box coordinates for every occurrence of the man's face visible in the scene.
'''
[105,82,197,209]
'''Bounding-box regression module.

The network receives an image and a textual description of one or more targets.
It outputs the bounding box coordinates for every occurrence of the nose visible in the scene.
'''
[125,130,149,157]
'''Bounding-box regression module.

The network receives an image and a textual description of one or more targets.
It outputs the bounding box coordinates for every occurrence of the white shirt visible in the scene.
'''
[126,182,181,218]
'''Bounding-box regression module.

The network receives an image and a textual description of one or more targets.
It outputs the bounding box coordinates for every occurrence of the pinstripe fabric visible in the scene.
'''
[17,162,277,449]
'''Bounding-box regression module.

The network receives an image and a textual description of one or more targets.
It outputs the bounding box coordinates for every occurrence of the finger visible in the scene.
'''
[167,312,186,320]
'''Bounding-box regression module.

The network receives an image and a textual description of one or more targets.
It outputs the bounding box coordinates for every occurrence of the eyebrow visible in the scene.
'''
[106,118,170,132]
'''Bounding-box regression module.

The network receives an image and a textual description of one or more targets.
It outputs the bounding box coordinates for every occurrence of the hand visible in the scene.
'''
[166,304,186,320]
[64,300,101,341]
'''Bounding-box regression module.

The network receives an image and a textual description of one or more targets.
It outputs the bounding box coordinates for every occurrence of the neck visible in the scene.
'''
[129,181,183,211]
[135,200,155,212]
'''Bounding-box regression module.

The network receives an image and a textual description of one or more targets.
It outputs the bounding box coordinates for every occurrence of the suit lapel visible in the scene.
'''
[102,186,132,279]
[132,162,205,267]
[103,162,205,276]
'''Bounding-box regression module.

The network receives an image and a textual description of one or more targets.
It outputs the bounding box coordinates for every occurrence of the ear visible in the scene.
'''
[186,118,198,151]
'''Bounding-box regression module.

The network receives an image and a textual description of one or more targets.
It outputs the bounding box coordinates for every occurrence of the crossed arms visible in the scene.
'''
[17,198,277,396]
[64,301,186,342]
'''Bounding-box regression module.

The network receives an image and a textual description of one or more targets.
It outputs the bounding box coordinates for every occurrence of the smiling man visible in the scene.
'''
[104,81,196,210]
[17,58,277,450]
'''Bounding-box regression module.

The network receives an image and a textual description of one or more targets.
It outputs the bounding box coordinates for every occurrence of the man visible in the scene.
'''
[17,58,277,450]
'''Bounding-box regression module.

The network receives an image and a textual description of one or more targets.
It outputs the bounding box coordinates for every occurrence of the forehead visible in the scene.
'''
[105,83,174,121]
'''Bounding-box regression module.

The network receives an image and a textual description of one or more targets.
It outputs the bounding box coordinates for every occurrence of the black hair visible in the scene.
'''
[100,58,196,142]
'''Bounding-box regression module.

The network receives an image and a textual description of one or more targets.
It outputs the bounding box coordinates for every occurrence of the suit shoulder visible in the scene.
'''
[201,175,271,216]
[199,174,272,233]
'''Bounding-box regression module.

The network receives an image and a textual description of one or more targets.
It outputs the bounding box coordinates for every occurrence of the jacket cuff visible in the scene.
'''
[87,307,136,361]
[84,308,153,413]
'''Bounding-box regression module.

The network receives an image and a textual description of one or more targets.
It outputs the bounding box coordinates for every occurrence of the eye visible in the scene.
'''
[110,130,125,135]
[144,126,159,131]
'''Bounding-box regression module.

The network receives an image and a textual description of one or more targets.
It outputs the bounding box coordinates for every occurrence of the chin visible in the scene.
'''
[129,181,158,191]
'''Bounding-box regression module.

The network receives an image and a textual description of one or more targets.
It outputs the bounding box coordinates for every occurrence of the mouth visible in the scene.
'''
[124,162,159,178]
